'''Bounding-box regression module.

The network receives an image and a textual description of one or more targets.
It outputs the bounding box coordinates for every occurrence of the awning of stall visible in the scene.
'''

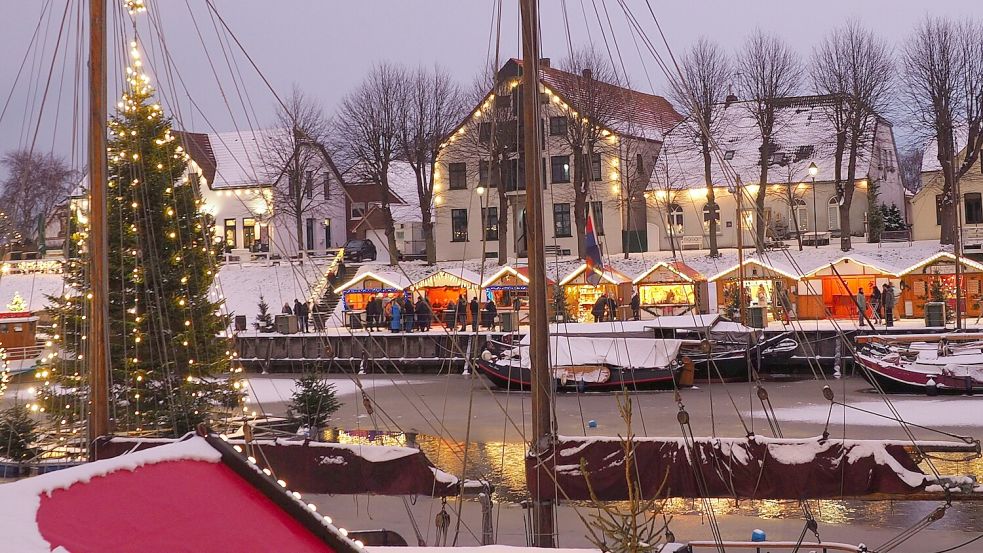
[705,258,802,282]
[332,269,412,294]
[558,263,632,286]
[632,260,704,284]
[410,268,483,292]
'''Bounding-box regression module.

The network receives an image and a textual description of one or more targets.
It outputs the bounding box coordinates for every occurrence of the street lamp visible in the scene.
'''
[808,162,819,249]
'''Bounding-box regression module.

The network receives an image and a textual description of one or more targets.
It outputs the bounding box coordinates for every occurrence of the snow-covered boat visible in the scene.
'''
[477,335,688,392]
[855,339,983,394]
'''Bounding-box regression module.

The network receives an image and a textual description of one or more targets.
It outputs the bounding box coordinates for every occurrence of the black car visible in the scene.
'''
[343,239,377,262]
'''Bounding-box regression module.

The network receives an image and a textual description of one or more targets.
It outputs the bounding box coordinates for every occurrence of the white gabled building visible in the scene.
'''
[346,161,428,260]
[649,94,907,250]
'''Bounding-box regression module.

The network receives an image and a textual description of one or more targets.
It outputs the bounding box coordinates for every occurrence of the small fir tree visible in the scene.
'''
[255,295,274,332]
[6,292,27,313]
[40,43,234,437]
[287,373,342,434]
[722,283,742,320]
[0,405,39,461]
[929,272,947,303]
[882,204,906,231]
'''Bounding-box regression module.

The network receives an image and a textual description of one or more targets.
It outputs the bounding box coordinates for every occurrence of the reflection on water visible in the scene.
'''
[321,428,983,531]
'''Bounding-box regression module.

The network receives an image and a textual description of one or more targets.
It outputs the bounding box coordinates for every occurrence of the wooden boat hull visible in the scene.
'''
[855,352,983,394]
[474,359,682,392]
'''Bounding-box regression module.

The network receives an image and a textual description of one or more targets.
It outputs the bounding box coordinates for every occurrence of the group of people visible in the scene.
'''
[282,299,312,332]
[589,291,643,322]
[362,294,501,333]
[855,282,897,327]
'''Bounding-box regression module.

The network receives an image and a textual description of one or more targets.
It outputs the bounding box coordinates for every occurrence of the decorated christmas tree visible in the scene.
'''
[6,292,27,313]
[40,40,235,437]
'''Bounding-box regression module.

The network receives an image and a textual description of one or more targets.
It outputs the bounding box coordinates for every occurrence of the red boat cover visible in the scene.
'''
[0,437,355,553]
[97,436,461,496]
[528,435,935,501]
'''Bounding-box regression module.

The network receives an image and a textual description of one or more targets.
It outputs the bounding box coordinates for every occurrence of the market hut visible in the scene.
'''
[798,256,896,319]
[333,269,411,326]
[480,265,557,307]
[706,259,799,323]
[896,252,983,319]
[409,268,483,326]
[558,263,633,322]
[631,261,707,316]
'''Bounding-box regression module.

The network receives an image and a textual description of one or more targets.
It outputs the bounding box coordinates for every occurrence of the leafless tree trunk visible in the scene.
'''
[1,150,77,249]
[737,30,801,253]
[263,87,332,257]
[671,37,732,257]
[897,147,925,192]
[813,22,893,251]
[335,63,407,265]
[559,48,623,259]
[399,66,466,265]
[901,17,983,245]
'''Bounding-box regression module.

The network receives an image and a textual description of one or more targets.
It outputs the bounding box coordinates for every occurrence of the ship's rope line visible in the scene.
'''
[0,1,52,128]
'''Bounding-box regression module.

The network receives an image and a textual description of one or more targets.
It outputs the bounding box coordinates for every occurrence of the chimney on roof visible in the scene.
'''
[725,93,738,107]
[540,58,550,68]
[582,68,593,80]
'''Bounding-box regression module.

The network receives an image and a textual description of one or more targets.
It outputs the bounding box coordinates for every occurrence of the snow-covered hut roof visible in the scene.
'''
[655,95,883,190]
[0,435,360,553]
[0,273,66,312]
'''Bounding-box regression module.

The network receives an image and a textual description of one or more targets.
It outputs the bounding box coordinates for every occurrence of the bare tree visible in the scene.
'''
[459,68,518,265]
[264,86,332,256]
[1,150,77,249]
[648,152,688,259]
[766,161,810,251]
[813,22,893,251]
[335,63,407,265]
[399,65,467,265]
[558,48,624,258]
[670,38,732,257]
[736,30,801,252]
[901,17,983,245]
[897,146,925,192]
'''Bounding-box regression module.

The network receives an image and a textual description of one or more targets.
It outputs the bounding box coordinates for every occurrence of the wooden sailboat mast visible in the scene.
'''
[87,0,111,456]
[518,0,555,547]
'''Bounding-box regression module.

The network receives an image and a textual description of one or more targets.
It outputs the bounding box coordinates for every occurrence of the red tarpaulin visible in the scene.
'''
[97,436,462,496]
[0,436,361,553]
[529,435,941,501]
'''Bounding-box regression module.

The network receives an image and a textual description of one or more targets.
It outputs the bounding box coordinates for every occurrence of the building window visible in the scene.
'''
[306,218,315,250]
[479,160,490,187]
[224,219,237,249]
[936,194,943,226]
[448,162,467,190]
[483,206,499,241]
[478,121,491,143]
[667,204,684,233]
[324,218,332,247]
[966,193,983,224]
[305,170,313,199]
[351,202,366,220]
[243,218,257,249]
[790,199,808,231]
[323,173,331,198]
[550,155,570,183]
[723,150,735,160]
[553,203,572,237]
[590,154,602,181]
[504,158,522,191]
[828,197,840,230]
[549,116,568,136]
[451,209,468,242]
[636,153,646,176]
[702,202,720,233]
[590,201,605,236]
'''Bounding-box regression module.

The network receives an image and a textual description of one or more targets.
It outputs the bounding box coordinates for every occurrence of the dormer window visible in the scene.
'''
[723,150,735,160]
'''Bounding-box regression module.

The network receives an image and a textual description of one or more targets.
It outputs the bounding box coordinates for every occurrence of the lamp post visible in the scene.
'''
[476,185,486,247]
[808,162,819,249]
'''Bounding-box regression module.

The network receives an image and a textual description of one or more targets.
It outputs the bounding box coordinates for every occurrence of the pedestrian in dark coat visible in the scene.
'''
[282,302,292,314]
[870,284,882,324]
[606,295,619,322]
[591,294,607,323]
[456,295,467,331]
[484,299,498,329]
[630,290,641,321]
[402,295,416,332]
[365,295,380,331]
[415,297,430,331]
[469,297,480,332]
[293,299,304,332]
[882,283,896,327]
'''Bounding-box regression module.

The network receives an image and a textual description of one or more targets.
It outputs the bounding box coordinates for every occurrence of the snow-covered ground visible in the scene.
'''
[244,375,419,406]
[215,261,333,320]
[764,398,983,428]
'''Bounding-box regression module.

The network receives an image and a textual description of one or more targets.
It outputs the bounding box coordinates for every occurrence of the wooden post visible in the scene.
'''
[518,0,554,546]
[736,178,747,326]
[87,0,111,458]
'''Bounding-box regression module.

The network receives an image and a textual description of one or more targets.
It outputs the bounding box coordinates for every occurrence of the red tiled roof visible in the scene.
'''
[174,131,217,185]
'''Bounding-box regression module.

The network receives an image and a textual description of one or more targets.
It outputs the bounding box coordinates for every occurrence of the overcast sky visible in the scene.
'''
[1,0,981,171]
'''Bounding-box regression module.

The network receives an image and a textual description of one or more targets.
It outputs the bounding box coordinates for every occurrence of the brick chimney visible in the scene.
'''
[539,57,550,68]
[582,68,592,80]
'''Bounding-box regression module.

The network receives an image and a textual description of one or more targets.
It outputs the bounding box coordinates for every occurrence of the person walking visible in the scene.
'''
[389,298,403,333]
[856,288,866,326]
[293,299,303,332]
[607,295,619,322]
[630,289,641,321]
[484,298,498,330]
[870,284,882,324]
[415,296,430,331]
[469,296,480,332]
[456,295,468,331]
[591,293,607,323]
[402,295,416,332]
[882,282,896,327]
